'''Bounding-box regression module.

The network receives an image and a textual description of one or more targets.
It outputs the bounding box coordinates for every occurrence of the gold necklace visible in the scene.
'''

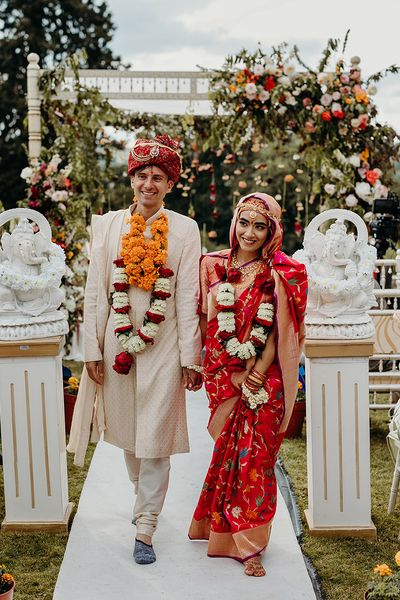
[231,253,263,279]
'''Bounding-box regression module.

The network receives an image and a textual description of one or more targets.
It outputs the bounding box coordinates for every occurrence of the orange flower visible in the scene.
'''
[249,468,258,482]
[120,213,169,290]
[355,89,369,104]
[374,564,392,576]
[212,511,223,525]
[245,509,258,520]
[359,148,370,162]
[284,174,294,183]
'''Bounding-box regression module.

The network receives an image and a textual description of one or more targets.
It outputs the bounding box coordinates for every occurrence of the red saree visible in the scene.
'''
[189,193,307,562]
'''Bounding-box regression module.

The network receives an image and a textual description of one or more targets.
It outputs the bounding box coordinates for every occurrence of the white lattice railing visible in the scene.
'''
[54,69,210,101]
[369,251,400,408]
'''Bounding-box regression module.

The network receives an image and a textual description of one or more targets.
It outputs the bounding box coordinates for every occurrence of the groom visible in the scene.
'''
[69,135,202,564]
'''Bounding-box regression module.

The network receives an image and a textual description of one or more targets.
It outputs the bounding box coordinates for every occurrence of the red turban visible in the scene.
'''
[127,135,182,183]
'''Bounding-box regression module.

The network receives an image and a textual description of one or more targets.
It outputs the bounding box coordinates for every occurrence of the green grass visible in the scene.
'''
[0,444,95,600]
[280,410,400,599]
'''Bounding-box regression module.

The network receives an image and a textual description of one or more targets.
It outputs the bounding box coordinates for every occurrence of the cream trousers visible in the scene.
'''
[124,450,171,538]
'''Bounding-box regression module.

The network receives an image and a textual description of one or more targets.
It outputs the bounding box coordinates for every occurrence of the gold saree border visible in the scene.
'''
[189,518,273,562]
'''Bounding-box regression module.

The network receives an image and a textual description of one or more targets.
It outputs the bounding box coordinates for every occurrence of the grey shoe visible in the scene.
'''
[133,539,156,564]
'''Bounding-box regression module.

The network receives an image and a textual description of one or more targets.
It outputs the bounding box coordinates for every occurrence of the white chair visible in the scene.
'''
[387,400,400,514]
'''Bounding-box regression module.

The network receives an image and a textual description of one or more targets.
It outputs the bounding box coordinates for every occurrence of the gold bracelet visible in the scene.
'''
[251,368,266,381]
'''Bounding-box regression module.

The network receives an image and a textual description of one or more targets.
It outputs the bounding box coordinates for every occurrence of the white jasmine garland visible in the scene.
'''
[242,382,270,410]
[250,325,268,344]
[112,261,173,365]
[258,302,274,318]
[216,283,274,360]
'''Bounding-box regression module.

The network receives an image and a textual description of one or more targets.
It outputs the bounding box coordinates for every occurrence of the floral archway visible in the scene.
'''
[18,38,399,345]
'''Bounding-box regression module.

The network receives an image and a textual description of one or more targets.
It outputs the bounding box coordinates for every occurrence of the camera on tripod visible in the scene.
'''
[370,192,400,258]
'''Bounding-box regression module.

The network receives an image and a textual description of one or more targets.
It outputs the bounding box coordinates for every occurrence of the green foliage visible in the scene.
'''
[0,0,121,208]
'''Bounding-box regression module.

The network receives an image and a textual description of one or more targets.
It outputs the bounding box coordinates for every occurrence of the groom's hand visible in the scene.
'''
[86,360,104,385]
[182,367,202,391]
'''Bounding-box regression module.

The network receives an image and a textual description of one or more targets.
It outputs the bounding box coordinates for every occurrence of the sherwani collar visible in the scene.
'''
[128,203,166,224]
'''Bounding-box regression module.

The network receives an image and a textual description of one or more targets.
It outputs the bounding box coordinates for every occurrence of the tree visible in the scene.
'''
[0,0,121,208]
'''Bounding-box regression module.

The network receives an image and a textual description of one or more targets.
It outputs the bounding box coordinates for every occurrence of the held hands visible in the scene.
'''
[182,367,202,392]
[86,360,104,385]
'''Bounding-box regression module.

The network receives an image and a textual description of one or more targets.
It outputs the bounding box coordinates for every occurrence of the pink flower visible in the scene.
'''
[340,74,350,84]
[302,97,312,108]
[253,64,265,76]
[305,120,316,133]
[245,82,257,99]
[312,104,324,114]
[332,91,341,101]
[320,93,333,107]
[373,184,388,199]
[340,86,351,95]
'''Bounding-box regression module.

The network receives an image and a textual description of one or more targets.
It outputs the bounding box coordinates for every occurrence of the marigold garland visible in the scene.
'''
[120,213,169,291]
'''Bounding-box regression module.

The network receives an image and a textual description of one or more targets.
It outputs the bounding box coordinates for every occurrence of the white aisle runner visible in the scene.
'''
[53,390,316,600]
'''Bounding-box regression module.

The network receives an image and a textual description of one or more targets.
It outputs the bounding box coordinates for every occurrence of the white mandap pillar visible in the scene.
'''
[0,336,73,532]
[304,338,376,539]
[27,53,42,161]
[293,208,378,539]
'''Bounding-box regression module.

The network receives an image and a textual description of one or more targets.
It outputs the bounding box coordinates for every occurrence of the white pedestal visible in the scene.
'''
[304,337,376,539]
[0,336,72,532]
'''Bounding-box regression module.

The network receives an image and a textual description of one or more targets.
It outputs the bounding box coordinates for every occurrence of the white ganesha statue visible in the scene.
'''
[0,208,68,339]
[293,208,377,339]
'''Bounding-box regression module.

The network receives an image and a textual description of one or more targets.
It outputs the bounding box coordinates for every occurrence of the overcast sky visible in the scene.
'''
[106,0,400,130]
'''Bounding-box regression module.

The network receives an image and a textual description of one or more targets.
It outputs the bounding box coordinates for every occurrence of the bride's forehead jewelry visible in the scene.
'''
[238,198,280,222]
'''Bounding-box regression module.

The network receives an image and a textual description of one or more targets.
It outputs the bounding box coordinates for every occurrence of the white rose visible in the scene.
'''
[277,106,287,115]
[253,64,265,76]
[324,184,336,195]
[284,92,297,105]
[258,89,270,103]
[284,64,296,77]
[345,194,358,207]
[278,75,291,87]
[52,190,69,202]
[332,91,341,101]
[348,155,361,168]
[64,297,76,312]
[331,102,342,113]
[355,181,372,200]
[330,168,343,180]
[20,167,33,180]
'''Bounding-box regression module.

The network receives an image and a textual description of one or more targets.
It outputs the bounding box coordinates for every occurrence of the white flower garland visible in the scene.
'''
[112,264,172,356]
[242,382,270,410]
[0,243,65,291]
[295,244,376,298]
[216,282,274,360]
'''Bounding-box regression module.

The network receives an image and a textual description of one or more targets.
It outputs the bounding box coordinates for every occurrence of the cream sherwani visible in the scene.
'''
[67,205,202,467]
